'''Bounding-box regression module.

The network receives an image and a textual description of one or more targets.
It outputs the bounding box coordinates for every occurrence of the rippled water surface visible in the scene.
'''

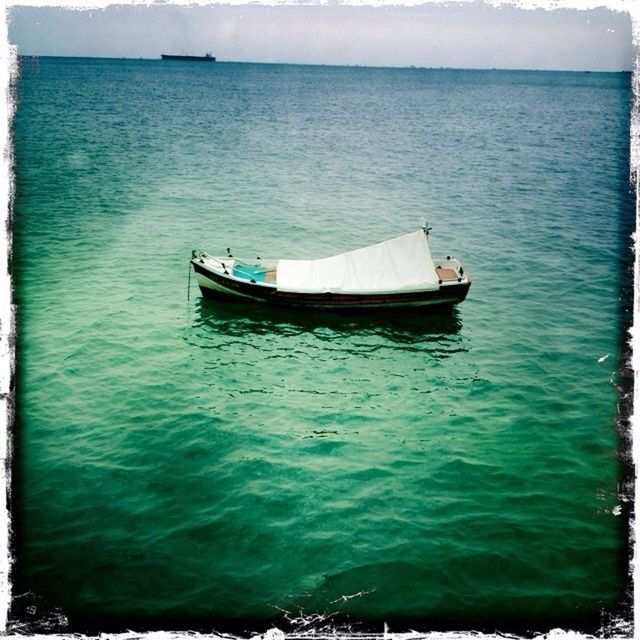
[12,58,633,633]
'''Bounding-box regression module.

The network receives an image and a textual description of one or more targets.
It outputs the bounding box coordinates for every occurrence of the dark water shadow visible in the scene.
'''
[192,295,463,345]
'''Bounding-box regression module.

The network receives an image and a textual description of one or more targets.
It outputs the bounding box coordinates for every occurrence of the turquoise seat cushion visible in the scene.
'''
[232,263,267,282]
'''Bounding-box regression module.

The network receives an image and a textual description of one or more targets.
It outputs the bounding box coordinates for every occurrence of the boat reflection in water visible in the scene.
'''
[192,294,464,348]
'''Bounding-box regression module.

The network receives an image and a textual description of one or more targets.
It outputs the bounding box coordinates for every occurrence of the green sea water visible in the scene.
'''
[11,58,633,634]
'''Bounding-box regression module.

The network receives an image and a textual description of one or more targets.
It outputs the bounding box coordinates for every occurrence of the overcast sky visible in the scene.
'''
[8,3,635,71]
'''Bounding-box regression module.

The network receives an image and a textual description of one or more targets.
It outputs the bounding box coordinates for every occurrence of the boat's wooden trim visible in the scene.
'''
[192,260,470,308]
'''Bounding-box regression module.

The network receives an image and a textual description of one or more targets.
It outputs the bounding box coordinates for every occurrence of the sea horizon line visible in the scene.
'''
[15,54,632,74]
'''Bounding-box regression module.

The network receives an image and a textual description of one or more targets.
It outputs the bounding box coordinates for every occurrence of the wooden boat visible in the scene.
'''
[190,227,471,309]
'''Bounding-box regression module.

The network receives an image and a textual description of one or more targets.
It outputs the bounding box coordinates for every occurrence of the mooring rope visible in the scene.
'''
[187,259,192,301]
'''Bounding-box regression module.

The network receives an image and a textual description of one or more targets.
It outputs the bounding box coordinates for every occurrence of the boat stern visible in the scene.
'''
[433,256,471,303]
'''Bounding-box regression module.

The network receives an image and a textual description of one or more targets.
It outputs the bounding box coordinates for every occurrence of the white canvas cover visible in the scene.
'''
[276,230,440,295]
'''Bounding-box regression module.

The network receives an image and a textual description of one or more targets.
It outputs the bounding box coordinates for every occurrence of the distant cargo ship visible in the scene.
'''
[161,53,215,62]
